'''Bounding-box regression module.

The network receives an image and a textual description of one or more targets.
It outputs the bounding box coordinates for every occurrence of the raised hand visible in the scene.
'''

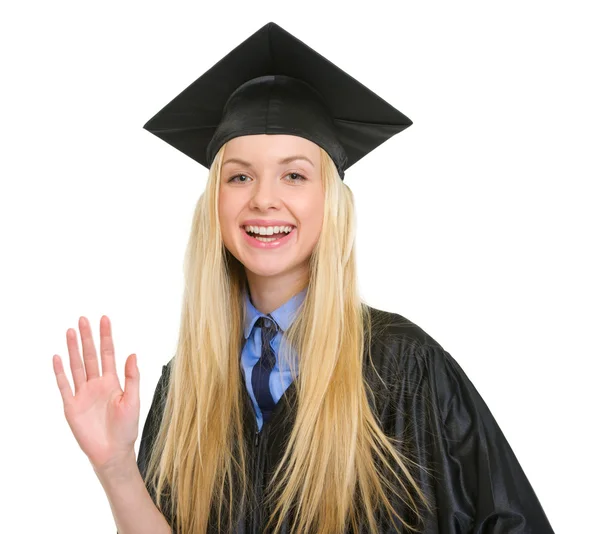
[52,315,140,473]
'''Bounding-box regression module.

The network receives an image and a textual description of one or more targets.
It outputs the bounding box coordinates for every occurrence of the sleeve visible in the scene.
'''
[116,362,173,534]
[425,345,555,533]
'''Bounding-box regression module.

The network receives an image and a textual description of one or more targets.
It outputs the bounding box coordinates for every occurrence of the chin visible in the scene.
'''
[244,261,294,278]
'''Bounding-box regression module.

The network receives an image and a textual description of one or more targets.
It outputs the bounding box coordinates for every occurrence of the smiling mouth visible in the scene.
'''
[242,226,295,241]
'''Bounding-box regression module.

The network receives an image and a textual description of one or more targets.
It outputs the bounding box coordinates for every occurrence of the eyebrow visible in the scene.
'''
[222,155,315,168]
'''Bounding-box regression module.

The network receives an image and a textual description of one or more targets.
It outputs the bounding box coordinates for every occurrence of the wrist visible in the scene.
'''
[92,450,138,484]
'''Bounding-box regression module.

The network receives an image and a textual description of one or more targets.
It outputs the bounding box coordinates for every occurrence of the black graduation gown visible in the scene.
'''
[130,307,555,533]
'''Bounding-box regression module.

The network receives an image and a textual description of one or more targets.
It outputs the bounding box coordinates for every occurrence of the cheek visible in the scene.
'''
[296,195,324,241]
[218,193,236,239]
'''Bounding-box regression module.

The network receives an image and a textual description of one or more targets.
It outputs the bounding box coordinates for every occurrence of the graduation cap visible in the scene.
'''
[143,22,412,180]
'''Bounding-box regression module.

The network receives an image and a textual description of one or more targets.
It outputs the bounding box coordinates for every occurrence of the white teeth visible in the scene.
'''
[244,225,294,235]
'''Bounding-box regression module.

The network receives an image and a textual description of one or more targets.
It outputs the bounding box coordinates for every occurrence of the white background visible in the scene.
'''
[1,1,598,533]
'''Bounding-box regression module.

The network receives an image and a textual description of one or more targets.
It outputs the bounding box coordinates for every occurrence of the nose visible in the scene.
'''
[249,176,281,211]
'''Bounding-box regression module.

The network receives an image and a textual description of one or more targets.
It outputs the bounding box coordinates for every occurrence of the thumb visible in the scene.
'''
[123,353,140,408]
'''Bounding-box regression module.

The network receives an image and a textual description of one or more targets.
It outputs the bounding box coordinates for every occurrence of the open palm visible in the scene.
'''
[52,315,140,472]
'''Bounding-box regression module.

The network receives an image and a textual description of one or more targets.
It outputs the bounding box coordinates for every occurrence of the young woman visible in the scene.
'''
[52,22,555,534]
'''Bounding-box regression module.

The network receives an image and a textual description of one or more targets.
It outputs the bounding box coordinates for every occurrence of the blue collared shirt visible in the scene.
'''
[241,287,307,431]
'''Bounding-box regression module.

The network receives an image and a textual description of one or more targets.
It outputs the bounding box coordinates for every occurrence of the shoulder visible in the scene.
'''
[162,356,175,375]
[365,304,496,418]
[363,305,482,423]
[148,357,174,401]
[363,304,467,397]
[364,304,446,360]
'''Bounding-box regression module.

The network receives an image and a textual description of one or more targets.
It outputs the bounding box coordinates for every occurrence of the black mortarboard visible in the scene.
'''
[143,22,412,180]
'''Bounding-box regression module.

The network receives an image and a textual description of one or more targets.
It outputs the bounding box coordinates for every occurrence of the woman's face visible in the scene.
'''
[219,134,324,281]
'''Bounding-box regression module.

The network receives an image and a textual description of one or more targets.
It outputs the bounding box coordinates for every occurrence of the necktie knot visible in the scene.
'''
[256,316,278,340]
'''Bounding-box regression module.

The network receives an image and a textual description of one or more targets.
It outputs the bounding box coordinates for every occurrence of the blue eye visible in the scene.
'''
[228,172,306,183]
[228,174,251,183]
[286,172,306,182]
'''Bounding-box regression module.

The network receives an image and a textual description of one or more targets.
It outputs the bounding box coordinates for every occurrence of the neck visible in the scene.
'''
[245,267,308,315]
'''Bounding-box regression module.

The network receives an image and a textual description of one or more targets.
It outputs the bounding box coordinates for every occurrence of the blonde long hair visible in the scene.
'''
[143,142,431,533]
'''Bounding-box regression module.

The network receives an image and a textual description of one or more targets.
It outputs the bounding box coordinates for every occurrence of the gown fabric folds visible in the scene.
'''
[127,307,555,534]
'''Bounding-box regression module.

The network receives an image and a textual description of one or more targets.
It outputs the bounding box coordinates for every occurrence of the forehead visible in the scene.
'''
[223,134,320,162]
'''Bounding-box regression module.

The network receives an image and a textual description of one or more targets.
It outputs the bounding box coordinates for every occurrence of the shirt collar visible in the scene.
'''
[243,286,308,339]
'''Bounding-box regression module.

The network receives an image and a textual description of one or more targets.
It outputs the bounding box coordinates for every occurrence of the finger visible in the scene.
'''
[123,354,140,408]
[66,327,86,394]
[52,354,74,406]
[99,315,117,376]
[79,316,100,380]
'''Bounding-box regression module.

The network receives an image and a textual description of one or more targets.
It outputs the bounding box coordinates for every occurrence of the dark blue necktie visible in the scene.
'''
[251,316,279,426]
